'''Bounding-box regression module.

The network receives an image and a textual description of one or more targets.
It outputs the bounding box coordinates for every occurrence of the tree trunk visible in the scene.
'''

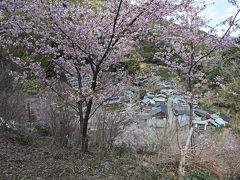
[178,150,186,179]
[78,100,84,144]
[177,127,194,179]
[81,118,88,152]
[189,102,194,147]
[78,66,98,153]
[80,100,93,153]
[188,73,194,147]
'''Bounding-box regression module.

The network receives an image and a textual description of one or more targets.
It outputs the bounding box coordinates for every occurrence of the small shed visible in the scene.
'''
[193,120,208,131]
[107,96,121,105]
[150,107,162,116]
[149,100,156,106]
[156,94,167,99]
[220,112,231,122]
[146,92,155,99]
[194,108,210,118]
[141,98,151,105]
[125,90,136,99]
[151,102,164,107]
[150,105,167,119]
[172,95,186,105]
[153,97,167,103]
[213,118,228,127]
[161,89,175,95]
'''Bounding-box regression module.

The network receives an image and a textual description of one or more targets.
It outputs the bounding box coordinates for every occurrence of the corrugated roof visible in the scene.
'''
[141,98,151,104]
[193,120,208,125]
[150,107,162,115]
[194,108,209,116]
[153,97,166,102]
[150,104,167,116]
[173,105,190,116]
[215,118,228,125]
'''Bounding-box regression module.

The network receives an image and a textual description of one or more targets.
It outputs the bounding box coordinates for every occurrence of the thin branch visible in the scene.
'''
[99,0,123,65]
[15,22,75,77]
[56,26,90,57]
[43,81,78,112]
[88,95,116,120]
[192,9,240,68]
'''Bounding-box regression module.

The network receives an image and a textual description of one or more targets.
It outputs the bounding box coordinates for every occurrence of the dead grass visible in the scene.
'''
[0,129,173,180]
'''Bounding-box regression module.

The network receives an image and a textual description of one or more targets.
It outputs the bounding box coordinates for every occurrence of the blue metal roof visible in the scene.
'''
[215,118,228,125]
[212,121,219,127]
[212,118,228,127]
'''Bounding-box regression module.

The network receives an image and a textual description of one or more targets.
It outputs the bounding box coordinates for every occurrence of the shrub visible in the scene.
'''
[17,79,42,95]
[233,127,240,136]
[0,91,27,129]
[125,60,140,74]
[139,90,147,100]
[155,67,172,80]
[34,97,75,147]
[16,133,32,146]
[90,108,132,148]
[114,145,133,157]
[185,170,215,180]
[114,128,146,151]
[109,60,140,74]
[35,124,52,136]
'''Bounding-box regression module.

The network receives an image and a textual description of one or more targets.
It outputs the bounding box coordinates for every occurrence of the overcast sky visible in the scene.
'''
[197,0,240,37]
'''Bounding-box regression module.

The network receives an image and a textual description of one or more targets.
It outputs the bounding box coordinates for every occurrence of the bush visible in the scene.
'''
[114,128,146,151]
[114,145,133,157]
[139,90,147,100]
[17,79,42,95]
[233,127,240,136]
[16,132,33,146]
[34,97,75,147]
[90,108,132,148]
[185,170,215,180]
[35,124,52,136]
[155,67,172,80]
[0,91,27,129]
[109,60,140,74]
[125,60,140,74]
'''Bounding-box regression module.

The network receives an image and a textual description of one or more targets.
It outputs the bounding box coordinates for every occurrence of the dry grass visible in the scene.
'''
[0,129,173,180]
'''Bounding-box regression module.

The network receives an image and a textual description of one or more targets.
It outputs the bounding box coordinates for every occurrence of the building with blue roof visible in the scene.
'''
[213,118,228,127]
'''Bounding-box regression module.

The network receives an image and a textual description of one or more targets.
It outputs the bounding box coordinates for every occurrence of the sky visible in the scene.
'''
[197,0,240,37]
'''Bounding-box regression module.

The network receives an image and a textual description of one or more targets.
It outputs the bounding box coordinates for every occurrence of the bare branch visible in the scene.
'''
[192,9,240,68]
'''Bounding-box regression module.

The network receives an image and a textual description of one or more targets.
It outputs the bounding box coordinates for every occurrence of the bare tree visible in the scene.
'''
[90,108,133,148]
[0,91,27,129]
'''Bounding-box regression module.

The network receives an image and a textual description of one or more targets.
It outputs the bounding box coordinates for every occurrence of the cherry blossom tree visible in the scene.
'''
[154,0,240,177]
[0,0,192,152]
[156,1,239,127]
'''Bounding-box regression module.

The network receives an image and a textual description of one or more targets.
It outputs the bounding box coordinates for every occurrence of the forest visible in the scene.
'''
[0,0,240,179]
